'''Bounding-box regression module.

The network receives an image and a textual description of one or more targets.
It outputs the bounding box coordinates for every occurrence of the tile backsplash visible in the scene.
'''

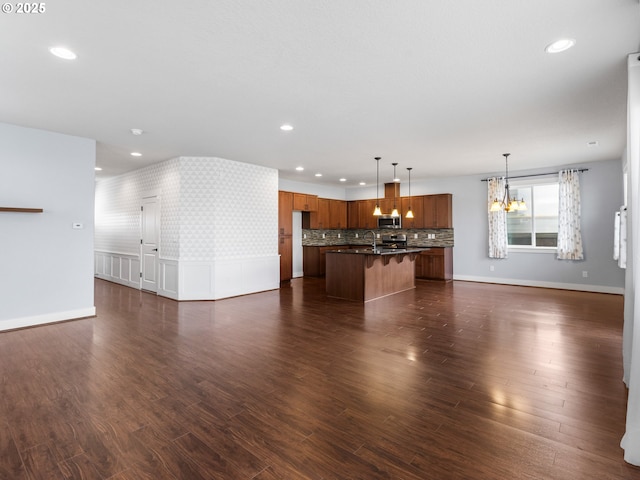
[302,228,454,247]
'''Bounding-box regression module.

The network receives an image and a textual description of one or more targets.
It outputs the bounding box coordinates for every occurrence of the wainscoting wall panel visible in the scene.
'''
[158,259,179,300]
[94,251,141,289]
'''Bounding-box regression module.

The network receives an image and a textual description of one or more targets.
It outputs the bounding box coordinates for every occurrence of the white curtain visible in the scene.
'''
[487,177,507,258]
[557,169,584,260]
[621,52,640,465]
[615,207,628,268]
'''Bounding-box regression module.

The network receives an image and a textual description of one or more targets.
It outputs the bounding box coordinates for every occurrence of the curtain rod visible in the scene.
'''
[480,168,589,182]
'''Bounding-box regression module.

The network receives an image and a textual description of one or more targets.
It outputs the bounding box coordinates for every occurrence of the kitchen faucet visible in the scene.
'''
[364,230,377,251]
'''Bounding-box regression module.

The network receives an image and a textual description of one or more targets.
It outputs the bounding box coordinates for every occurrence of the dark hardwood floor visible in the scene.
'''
[1,277,638,479]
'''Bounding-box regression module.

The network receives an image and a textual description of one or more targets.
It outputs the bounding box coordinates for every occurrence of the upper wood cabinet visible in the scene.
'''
[293,193,318,212]
[312,194,452,230]
[358,199,378,229]
[424,194,452,228]
[401,196,425,229]
[347,201,359,229]
[310,199,347,229]
[278,191,293,236]
[329,200,347,229]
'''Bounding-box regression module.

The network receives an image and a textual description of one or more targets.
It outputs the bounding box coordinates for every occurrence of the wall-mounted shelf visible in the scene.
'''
[0,207,44,213]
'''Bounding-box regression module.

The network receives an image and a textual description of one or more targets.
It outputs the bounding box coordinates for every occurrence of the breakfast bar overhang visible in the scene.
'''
[325,248,423,302]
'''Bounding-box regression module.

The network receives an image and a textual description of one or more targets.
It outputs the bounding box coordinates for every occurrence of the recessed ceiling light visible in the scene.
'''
[545,38,576,53]
[49,46,77,60]
[295,166,304,171]
[280,124,294,131]
[131,128,144,136]
[359,182,366,186]
[131,152,142,157]
[95,167,102,171]
[315,173,322,177]
[339,178,347,182]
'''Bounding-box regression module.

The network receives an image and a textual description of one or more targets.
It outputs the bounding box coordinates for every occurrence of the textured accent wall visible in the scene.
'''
[95,159,181,259]
[95,156,279,299]
[179,157,278,260]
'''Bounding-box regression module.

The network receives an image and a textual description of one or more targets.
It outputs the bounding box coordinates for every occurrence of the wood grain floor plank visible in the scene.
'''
[0,278,639,478]
[0,422,27,480]
[21,443,62,480]
[58,453,104,480]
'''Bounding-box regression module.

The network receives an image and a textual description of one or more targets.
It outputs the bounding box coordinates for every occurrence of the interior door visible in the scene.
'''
[141,196,159,292]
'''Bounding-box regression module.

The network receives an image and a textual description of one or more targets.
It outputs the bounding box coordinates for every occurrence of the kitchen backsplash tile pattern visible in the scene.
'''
[302,228,454,247]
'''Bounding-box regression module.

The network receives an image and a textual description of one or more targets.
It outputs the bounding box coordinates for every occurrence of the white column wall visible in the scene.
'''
[176,157,279,300]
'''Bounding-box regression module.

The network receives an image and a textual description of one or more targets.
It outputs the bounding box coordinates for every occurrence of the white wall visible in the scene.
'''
[95,156,280,300]
[0,123,96,330]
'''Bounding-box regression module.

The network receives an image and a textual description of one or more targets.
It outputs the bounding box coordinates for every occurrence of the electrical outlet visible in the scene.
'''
[414,233,418,239]
[582,271,588,278]
[355,233,359,238]
[338,233,341,238]
[490,265,495,272]
[322,233,325,239]
[303,233,306,239]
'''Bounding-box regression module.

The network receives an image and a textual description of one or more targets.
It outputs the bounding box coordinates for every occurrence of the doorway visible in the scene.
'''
[141,196,159,292]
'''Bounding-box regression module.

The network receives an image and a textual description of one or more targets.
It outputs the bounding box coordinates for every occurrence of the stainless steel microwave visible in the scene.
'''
[377,215,401,229]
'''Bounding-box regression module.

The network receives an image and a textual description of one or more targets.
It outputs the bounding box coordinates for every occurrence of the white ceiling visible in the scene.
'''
[2,1,639,186]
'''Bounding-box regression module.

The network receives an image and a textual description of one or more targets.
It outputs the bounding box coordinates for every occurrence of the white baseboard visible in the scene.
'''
[453,274,624,295]
[0,307,96,332]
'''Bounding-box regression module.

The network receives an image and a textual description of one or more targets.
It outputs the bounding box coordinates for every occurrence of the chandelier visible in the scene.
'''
[490,153,527,212]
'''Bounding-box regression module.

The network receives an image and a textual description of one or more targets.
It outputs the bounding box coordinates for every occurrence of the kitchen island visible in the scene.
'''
[325,248,423,302]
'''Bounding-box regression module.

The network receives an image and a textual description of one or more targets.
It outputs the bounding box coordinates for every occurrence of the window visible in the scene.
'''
[507,182,559,248]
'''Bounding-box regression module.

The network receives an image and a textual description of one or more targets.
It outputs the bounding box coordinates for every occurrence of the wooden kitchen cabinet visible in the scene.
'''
[401,195,425,229]
[347,201,359,228]
[424,194,452,228]
[329,200,347,228]
[310,198,330,229]
[278,191,293,235]
[415,247,452,281]
[279,235,293,281]
[278,191,294,281]
[293,193,318,212]
[358,199,378,229]
[310,198,347,229]
[303,245,349,276]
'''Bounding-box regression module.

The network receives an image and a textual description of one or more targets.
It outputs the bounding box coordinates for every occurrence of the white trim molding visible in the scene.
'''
[0,307,96,332]
[453,274,624,295]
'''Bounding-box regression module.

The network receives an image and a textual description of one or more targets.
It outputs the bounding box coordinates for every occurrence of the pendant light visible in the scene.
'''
[390,163,400,217]
[373,157,382,216]
[490,153,527,212]
[405,167,414,219]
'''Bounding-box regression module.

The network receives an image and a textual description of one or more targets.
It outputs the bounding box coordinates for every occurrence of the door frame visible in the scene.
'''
[140,194,160,293]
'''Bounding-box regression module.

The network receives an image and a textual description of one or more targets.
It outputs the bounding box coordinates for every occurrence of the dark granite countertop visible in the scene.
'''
[326,248,426,256]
